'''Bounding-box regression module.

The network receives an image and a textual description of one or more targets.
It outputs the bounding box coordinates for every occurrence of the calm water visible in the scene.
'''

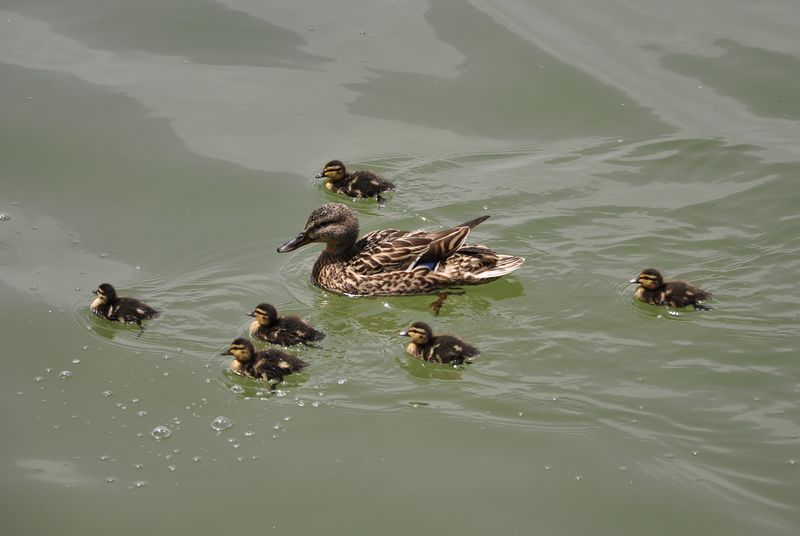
[2,0,799,534]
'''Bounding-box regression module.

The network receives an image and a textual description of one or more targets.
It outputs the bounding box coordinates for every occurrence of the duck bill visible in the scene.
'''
[627,278,638,285]
[277,232,311,253]
[221,349,232,356]
[314,171,324,179]
[246,312,255,318]
[399,329,409,336]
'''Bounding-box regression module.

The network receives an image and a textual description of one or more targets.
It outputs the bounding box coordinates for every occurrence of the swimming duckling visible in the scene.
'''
[277,203,524,296]
[222,338,308,382]
[90,283,160,332]
[628,268,712,310]
[248,303,325,347]
[315,159,395,206]
[399,321,480,364]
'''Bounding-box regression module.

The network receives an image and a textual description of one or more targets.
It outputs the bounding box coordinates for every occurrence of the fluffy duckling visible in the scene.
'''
[399,321,480,364]
[248,303,325,347]
[90,283,160,331]
[315,159,395,206]
[222,338,308,382]
[277,203,524,296]
[628,268,712,310]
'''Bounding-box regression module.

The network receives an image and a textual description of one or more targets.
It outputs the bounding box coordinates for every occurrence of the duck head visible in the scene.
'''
[248,303,278,327]
[277,203,359,254]
[315,160,347,182]
[400,321,434,345]
[629,268,664,290]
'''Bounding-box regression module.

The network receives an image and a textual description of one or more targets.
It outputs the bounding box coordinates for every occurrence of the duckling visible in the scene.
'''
[248,303,325,347]
[90,283,160,332]
[315,159,395,206]
[222,338,308,382]
[399,321,480,364]
[628,268,712,310]
[277,203,524,296]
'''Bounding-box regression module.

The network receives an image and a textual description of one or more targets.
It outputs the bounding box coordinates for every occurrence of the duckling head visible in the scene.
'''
[92,283,118,304]
[277,203,359,254]
[248,303,278,327]
[222,337,255,363]
[400,321,433,345]
[315,160,347,182]
[629,268,664,290]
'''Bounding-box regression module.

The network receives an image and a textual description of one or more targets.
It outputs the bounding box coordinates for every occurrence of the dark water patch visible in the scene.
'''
[660,38,800,120]
[345,0,670,140]
[4,0,329,68]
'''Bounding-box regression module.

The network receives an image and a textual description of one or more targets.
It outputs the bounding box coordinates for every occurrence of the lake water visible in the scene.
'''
[1,0,799,534]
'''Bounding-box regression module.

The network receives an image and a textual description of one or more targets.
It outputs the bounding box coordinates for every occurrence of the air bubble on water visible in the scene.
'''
[574,475,583,481]
[137,411,147,417]
[34,376,44,383]
[134,464,144,470]
[72,358,81,364]
[211,416,233,432]
[204,378,211,384]
[230,385,245,394]
[103,390,113,397]
[297,400,305,407]
[275,390,286,397]
[167,465,176,472]
[282,416,291,422]
[192,456,202,463]
[59,370,73,380]
[151,425,172,440]
[337,378,347,385]
[244,430,255,438]
[665,453,675,459]
[544,465,551,471]
[105,477,117,484]
[789,459,797,465]
[618,466,628,472]
[132,481,147,489]
[99,455,113,462]
[312,401,320,408]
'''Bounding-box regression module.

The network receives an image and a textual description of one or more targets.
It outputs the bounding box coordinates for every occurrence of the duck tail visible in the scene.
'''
[474,255,525,279]
[457,215,491,229]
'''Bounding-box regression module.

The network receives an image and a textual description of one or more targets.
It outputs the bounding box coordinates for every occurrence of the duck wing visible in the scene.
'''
[351,216,491,275]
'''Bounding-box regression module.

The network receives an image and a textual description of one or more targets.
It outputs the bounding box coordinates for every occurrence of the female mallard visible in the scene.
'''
[315,160,395,206]
[90,283,160,331]
[222,338,308,382]
[248,303,325,347]
[277,203,524,296]
[399,321,480,364]
[628,268,712,310]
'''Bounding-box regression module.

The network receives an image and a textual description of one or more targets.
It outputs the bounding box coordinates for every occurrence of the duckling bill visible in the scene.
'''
[628,268,712,310]
[248,303,325,347]
[277,203,524,296]
[90,283,160,332]
[315,159,395,206]
[399,321,479,364]
[222,338,308,382]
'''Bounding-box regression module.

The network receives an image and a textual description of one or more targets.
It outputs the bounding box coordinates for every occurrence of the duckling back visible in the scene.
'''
[245,349,308,382]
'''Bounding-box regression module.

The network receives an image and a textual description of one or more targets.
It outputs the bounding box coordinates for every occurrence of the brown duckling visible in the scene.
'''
[315,159,395,206]
[90,283,160,332]
[277,203,524,296]
[628,268,712,310]
[399,321,480,364]
[248,303,325,347]
[222,338,308,382]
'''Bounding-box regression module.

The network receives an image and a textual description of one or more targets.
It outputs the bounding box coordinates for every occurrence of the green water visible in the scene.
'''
[1,0,799,534]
